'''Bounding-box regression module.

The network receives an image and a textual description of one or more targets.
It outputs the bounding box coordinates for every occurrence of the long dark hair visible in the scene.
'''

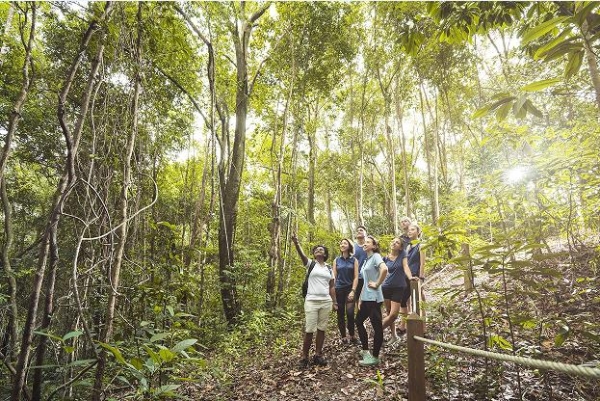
[340,238,354,255]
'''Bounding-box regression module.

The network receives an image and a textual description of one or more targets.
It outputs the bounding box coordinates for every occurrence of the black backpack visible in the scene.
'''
[301,261,317,298]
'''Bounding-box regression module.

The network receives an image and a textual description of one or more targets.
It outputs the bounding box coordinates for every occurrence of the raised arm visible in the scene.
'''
[291,233,309,266]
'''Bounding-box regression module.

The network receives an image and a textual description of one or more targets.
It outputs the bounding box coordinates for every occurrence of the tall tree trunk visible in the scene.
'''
[0,1,35,369]
[12,4,113,399]
[92,3,139,399]
[218,4,270,324]
[284,117,301,292]
[419,81,439,226]
[268,61,294,307]
[1,177,17,366]
[395,95,411,217]
[306,102,317,239]
[356,71,368,226]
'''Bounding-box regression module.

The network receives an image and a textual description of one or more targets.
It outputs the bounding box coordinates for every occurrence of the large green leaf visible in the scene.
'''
[524,99,544,118]
[521,16,570,45]
[98,342,127,365]
[172,338,198,353]
[472,104,491,118]
[541,41,583,63]
[534,29,573,60]
[33,330,62,342]
[62,330,84,342]
[496,101,513,120]
[565,49,584,79]
[574,1,600,26]
[521,78,562,92]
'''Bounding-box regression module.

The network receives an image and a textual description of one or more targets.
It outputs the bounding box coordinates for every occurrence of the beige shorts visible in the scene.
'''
[304,299,332,333]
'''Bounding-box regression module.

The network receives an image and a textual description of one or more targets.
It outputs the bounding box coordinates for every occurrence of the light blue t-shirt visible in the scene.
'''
[359,253,385,303]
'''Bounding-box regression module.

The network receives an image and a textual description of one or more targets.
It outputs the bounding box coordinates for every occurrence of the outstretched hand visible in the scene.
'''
[291,233,298,244]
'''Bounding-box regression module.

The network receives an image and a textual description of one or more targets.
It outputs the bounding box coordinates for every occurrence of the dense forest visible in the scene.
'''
[1,1,599,400]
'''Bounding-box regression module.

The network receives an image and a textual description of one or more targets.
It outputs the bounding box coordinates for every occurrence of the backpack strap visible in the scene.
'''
[307,260,317,277]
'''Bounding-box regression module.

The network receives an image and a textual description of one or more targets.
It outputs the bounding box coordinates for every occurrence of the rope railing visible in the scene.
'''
[413,335,600,379]
[405,278,600,401]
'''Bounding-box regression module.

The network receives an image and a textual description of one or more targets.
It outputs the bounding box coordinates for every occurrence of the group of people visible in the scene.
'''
[291,217,425,368]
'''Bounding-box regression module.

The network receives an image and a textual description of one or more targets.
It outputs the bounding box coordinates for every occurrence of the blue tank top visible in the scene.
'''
[406,243,421,276]
[382,251,407,288]
[334,255,356,289]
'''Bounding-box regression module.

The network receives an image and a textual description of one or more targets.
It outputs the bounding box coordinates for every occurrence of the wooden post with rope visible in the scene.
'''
[462,243,474,293]
[407,279,425,401]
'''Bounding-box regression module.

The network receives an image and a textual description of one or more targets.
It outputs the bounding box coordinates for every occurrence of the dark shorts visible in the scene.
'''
[382,286,404,303]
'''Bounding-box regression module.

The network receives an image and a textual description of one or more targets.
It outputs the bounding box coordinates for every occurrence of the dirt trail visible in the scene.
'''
[191,265,465,400]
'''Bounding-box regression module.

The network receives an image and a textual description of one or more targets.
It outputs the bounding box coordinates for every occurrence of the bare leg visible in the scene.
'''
[315,329,325,355]
[382,301,400,339]
[302,332,314,359]
[398,306,408,332]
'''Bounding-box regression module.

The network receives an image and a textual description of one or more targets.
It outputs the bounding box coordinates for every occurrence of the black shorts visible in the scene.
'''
[382,286,404,303]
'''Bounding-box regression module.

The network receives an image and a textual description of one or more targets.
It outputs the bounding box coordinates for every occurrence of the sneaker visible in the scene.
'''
[299,358,309,369]
[359,353,380,366]
[359,349,370,358]
[312,355,327,366]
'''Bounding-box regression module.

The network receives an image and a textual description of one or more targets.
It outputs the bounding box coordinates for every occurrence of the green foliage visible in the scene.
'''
[98,328,201,400]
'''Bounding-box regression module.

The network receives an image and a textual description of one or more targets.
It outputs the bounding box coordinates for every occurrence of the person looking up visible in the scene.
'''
[353,225,368,308]
[399,216,412,247]
[356,235,388,366]
[398,223,426,333]
[332,238,359,344]
[291,233,336,368]
[382,237,416,344]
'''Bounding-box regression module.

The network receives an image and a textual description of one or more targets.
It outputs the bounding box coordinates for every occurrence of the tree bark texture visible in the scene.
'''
[218,3,270,324]
[13,3,113,399]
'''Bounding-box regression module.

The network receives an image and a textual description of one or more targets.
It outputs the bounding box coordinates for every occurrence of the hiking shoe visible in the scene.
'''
[299,358,310,369]
[359,349,371,358]
[312,355,327,366]
[359,353,380,366]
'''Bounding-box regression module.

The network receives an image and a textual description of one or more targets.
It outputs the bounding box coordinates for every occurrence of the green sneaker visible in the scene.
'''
[359,353,380,366]
[359,349,370,358]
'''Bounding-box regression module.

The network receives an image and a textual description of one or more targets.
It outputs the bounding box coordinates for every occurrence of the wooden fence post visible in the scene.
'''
[407,279,425,400]
[462,243,474,293]
[407,312,425,401]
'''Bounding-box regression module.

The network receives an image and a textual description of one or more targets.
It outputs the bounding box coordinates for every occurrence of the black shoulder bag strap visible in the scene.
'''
[302,260,317,298]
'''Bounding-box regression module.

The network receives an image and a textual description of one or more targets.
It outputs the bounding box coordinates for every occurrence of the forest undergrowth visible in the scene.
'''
[185,245,600,401]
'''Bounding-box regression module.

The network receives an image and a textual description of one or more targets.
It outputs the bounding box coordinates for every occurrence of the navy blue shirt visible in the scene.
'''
[334,255,356,289]
[354,242,367,279]
[406,243,421,276]
[382,251,408,288]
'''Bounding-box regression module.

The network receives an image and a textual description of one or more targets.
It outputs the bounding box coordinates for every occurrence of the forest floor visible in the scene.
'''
[187,245,600,401]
